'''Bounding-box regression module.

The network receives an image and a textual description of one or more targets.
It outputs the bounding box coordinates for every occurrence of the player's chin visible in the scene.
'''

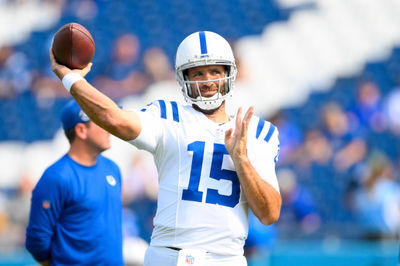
[200,91,218,98]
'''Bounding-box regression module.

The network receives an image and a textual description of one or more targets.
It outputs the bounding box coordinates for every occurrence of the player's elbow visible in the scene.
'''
[258,198,282,225]
[99,112,138,141]
[106,119,130,140]
[259,210,280,225]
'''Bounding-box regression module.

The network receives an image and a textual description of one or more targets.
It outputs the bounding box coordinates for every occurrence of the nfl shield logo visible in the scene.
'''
[185,255,194,264]
[42,200,50,209]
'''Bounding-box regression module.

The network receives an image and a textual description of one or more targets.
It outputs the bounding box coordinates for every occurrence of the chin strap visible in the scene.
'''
[193,93,223,110]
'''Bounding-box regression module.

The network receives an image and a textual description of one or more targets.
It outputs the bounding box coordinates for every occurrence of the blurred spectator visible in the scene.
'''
[110,33,141,79]
[123,152,158,242]
[122,207,148,266]
[0,46,14,98]
[142,47,174,83]
[6,173,33,249]
[0,173,34,252]
[277,168,321,235]
[0,46,33,97]
[321,102,350,142]
[123,153,158,204]
[348,80,387,134]
[350,151,400,240]
[95,33,147,99]
[333,138,368,173]
[4,50,32,95]
[75,0,98,21]
[122,207,140,241]
[270,111,303,165]
[0,191,11,250]
[320,102,368,172]
[32,74,68,109]
[296,129,333,168]
[384,77,400,136]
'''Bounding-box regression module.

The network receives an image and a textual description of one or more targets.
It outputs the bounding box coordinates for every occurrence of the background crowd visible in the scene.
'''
[0,0,399,265]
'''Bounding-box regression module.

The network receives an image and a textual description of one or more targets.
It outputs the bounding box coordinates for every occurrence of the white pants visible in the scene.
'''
[144,246,247,266]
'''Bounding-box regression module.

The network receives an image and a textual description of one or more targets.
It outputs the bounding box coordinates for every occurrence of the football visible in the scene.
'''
[52,23,95,69]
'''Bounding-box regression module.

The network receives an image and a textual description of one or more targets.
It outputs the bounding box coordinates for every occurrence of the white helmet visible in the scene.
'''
[175,31,237,110]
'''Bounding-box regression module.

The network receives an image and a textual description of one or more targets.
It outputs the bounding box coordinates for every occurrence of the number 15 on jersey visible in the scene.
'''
[182,141,241,208]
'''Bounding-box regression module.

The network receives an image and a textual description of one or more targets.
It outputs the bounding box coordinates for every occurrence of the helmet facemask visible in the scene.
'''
[175,31,237,111]
[179,64,236,110]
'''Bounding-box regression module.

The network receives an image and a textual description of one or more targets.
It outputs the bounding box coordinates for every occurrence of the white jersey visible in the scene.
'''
[129,100,280,256]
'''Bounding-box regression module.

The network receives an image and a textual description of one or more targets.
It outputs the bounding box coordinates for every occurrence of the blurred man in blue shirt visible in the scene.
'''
[26,100,123,266]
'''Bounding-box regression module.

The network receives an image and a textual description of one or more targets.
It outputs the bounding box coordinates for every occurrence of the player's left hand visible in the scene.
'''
[49,48,92,80]
[225,106,254,161]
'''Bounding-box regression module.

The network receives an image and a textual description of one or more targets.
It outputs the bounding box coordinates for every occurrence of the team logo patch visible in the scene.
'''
[106,175,116,186]
[79,110,90,122]
[185,255,195,265]
[274,144,280,163]
[42,200,50,209]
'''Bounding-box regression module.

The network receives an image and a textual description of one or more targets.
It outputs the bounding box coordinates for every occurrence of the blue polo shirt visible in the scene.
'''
[26,154,123,266]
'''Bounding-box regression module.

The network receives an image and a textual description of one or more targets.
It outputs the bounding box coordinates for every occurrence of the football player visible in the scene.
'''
[50,31,281,266]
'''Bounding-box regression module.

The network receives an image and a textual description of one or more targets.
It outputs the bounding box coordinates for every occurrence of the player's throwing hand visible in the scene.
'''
[49,48,92,80]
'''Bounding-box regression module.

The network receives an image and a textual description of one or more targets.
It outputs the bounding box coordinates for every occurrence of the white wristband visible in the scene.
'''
[62,73,84,92]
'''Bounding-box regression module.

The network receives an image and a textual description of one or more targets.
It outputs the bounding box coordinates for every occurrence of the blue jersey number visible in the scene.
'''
[182,141,240,208]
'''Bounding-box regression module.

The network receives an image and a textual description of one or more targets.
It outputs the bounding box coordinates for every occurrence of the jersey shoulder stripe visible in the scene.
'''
[256,117,265,139]
[159,99,167,119]
[264,124,276,142]
[141,100,180,123]
[170,101,180,122]
[253,116,277,143]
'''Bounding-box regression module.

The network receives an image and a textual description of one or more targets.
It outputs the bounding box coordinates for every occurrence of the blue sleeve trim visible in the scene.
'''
[264,124,276,142]
[256,118,265,139]
[274,144,280,163]
[158,100,167,119]
[171,101,180,122]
